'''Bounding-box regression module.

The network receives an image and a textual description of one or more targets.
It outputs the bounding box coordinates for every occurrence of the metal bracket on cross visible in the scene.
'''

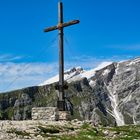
[55,83,68,91]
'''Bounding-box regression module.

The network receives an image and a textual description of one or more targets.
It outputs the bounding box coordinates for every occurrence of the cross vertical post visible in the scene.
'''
[58,2,65,111]
[44,1,80,111]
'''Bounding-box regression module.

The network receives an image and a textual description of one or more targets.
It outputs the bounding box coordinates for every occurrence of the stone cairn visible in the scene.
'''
[32,107,70,121]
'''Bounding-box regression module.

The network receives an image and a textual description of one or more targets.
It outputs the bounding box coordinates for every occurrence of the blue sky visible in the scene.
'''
[0,0,140,92]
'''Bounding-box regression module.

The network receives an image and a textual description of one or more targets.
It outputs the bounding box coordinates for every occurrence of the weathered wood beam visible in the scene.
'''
[44,20,80,32]
[62,20,80,28]
[44,25,58,32]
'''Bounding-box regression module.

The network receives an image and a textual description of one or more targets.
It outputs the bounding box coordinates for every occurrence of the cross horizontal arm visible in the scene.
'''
[44,25,58,32]
[62,20,80,28]
[44,20,80,32]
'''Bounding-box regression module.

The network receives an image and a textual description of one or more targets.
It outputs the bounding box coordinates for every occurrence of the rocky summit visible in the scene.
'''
[0,57,140,126]
[0,120,140,140]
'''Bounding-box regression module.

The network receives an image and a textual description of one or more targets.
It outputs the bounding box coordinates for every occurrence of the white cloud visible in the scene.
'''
[0,55,135,93]
[0,62,58,93]
[0,54,23,62]
[0,58,106,93]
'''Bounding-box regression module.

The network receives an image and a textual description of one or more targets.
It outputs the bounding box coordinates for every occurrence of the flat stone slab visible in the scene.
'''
[59,111,71,120]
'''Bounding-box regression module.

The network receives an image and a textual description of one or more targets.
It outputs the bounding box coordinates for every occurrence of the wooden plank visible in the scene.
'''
[44,20,80,32]
[44,25,58,32]
[62,20,80,28]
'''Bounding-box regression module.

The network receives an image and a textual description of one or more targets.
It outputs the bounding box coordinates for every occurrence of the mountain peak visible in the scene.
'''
[39,61,112,86]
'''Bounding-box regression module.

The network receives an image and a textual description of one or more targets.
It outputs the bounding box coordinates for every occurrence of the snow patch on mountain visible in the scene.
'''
[39,67,84,86]
[39,62,112,86]
[102,69,110,76]
[105,63,125,126]
[89,80,96,87]
[80,62,112,79]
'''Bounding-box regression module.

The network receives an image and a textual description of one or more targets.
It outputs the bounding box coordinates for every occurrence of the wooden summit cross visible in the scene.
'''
[44,2,80,111]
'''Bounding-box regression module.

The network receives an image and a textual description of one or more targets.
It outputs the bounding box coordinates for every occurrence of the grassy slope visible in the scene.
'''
[54,125,140,140]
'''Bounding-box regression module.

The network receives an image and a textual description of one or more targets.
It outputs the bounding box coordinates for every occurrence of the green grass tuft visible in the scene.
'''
[38,126,60,134]
[7,128,30,136]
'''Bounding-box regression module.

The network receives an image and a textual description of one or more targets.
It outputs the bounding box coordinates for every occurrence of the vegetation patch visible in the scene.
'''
[7,128,30,136]
[5,107,14,120]
[102,125,140,140]
[81,122,90,129]
[0,110,3,119]
[45,124,140,140]
[38,126,60,134]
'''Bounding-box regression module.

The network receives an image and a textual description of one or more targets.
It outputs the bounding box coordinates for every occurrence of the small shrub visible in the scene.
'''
[7,128,30,136]
[38,126,60,134]
[81,122,90,129]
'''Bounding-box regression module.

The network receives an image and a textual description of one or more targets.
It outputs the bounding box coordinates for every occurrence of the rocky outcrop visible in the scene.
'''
[0,120,140,140]
[89,58,140,126]
[0,57,140,126]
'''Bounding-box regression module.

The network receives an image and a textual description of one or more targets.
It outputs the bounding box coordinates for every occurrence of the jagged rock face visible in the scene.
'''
[106,58,140,125]
[90,58,140,126]
[0,58,140,126]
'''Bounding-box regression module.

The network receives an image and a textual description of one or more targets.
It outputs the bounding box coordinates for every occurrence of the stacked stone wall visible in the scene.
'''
[32,107,70,121]
[32,107,59,121]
